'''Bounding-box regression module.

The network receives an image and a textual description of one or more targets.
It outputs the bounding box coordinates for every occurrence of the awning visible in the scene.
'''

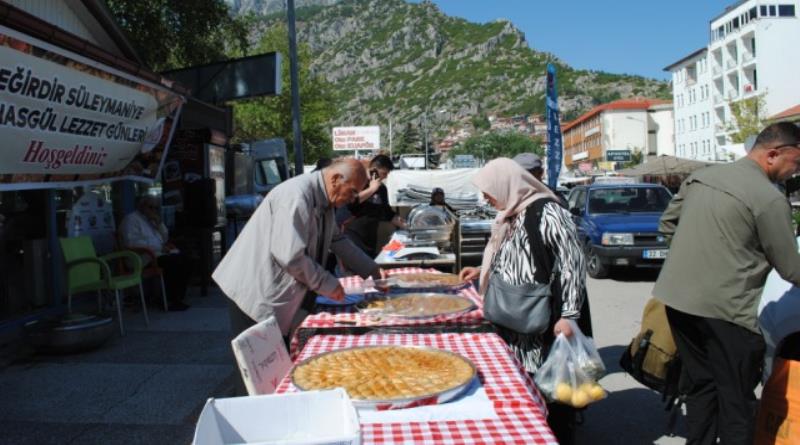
[616,155,715,177]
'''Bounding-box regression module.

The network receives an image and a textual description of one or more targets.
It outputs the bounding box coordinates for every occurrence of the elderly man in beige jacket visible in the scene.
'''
[214,159,380,366]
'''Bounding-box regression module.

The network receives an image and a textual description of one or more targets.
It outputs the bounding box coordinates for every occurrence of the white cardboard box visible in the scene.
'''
[193,388,361,445]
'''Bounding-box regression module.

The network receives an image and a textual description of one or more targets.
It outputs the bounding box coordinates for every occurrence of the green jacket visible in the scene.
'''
[653,157,800,333]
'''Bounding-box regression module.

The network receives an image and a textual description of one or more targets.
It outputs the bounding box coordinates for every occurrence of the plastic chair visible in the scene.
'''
[123,246,169,312]
[60,236,148,335]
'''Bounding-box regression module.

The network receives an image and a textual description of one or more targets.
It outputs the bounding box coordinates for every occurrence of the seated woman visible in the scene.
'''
[430,187,456,214]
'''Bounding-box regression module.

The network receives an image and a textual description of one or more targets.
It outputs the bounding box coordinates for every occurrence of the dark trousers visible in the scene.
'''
[547,401,576,445]
[157,253,189,303]
[665,306,765,445]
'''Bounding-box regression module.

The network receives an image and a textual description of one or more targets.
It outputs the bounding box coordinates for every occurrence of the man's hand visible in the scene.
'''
[329,285,346,302]
[553,318,575,337]
[459,266,480,282]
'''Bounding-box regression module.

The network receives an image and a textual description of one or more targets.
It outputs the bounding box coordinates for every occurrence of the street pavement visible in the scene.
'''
[0,269,693,445]
[0,286,237,445]
[575,268,688,444]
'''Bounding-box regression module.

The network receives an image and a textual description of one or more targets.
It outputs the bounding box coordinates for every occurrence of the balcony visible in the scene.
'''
[712,65,722,77]
[714,94,724,105]
[726,59,738,70]
[742,52,756,67]
[728,90,739,100]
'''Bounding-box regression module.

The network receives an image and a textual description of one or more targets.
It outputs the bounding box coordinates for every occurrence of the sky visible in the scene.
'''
[408,0,738,80]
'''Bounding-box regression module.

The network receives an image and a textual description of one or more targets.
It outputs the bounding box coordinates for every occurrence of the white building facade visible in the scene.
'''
[665,49,719,161]
[666,0,800,161]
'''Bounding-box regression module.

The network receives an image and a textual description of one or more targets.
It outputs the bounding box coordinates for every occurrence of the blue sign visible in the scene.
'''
[545,64,563,189]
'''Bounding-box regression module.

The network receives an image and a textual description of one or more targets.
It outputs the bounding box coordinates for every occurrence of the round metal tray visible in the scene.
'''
[291,345,477,409]
[356,293,476,319]
[388,273,469,291]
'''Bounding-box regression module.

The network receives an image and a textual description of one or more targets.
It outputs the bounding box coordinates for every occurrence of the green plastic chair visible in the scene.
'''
[60,236,147,335]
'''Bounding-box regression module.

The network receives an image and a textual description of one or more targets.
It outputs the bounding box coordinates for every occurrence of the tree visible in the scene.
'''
[394,123,423,156]
[450,131,544,162]
[231,25,338,164]
[470,114,491,132]
[622,148,644,169]
[105,0,248,71]
[726,94,767,144]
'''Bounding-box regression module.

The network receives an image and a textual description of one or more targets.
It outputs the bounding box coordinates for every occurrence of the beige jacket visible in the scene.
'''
[213,171,377,335]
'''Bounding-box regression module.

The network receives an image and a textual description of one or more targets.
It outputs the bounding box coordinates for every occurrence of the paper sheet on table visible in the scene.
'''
[357,379,499,424]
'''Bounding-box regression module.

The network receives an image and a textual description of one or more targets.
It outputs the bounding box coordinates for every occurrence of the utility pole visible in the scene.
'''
[389,118,393,158]
[423,111,429,170]
[287,0,303,175]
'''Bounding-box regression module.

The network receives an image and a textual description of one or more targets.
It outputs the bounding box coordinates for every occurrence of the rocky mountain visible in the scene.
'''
[237,0,670,135]
[227,0,340,16]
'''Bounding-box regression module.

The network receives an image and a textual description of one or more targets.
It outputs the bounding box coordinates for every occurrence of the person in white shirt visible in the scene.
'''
[119,196,190,311]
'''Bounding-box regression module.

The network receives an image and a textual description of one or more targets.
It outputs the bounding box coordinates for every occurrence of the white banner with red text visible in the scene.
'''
[0,25,184,190]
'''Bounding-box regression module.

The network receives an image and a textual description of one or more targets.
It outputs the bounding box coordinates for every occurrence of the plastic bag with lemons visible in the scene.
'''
[534,325,607,408]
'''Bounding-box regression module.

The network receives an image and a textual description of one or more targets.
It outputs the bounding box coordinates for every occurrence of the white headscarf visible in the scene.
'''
[473,158,556,294]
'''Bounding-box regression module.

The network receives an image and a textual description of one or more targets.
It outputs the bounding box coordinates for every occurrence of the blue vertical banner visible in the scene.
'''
[545,63,563,189]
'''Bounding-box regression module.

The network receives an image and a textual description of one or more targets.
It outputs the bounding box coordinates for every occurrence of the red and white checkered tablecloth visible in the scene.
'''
[290,268,488,356]
[278,332,557,445]
[309,268,484,327]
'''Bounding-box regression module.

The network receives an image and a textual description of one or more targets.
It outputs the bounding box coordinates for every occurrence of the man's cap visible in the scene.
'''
[432,187,445,194]
[513,153,543,170]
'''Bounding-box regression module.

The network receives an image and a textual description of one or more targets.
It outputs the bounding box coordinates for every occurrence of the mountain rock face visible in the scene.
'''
[227,0,340,16]
[239,0,670,132]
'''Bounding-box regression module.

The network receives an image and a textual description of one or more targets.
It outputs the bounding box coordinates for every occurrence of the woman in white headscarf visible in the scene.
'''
[459,157,587,444]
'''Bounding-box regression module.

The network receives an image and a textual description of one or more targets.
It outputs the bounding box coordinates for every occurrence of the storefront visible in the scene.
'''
[0,2,187,335]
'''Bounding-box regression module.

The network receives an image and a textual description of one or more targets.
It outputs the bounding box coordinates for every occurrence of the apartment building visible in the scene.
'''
[562,98,674,172]
[666,0,800,160]
[664,49,720,161]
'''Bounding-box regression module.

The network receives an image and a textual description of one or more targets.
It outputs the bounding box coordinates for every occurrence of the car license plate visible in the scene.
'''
[643,249,668,259]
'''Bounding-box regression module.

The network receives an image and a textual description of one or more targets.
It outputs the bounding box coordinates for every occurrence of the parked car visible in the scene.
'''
[566,182,673,278]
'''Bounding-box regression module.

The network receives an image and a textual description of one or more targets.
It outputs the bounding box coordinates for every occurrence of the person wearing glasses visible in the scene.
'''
[653,122,800,445]
[119,195,190,311]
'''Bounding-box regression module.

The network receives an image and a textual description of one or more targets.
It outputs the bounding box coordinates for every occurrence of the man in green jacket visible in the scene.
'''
[653,122,800,445]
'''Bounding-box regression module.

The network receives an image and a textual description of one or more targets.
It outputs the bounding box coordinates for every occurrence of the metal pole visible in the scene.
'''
[287,0,304,175]
[389,119,393,158]
[423,112,428,170]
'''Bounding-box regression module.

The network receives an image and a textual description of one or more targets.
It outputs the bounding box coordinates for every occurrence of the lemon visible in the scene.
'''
[554,382,573,403]
[571,390,591,408]
[588,384,606,401]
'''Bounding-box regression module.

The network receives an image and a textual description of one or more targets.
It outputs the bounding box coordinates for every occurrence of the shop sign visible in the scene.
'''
[332,126,380,151]
[0,26,184,190]
[606,150,631,162]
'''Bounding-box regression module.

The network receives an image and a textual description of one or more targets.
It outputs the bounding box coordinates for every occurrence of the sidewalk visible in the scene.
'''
[0,286,236,445]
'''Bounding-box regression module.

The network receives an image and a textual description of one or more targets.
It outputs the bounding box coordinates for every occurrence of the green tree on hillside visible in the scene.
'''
[394,123,423,156]
[450,131,544,161]
[232,25,338,163]
[106,0,248,71]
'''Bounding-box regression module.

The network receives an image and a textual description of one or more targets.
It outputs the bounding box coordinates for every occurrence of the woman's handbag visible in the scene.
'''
[483,269,555,335]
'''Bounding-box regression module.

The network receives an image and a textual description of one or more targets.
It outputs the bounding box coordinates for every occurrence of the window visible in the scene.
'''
[761,5,768,16]
[769,5,777,16]
[255,159,283,187]
[779,5,796,16]
[750,7,758,20]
